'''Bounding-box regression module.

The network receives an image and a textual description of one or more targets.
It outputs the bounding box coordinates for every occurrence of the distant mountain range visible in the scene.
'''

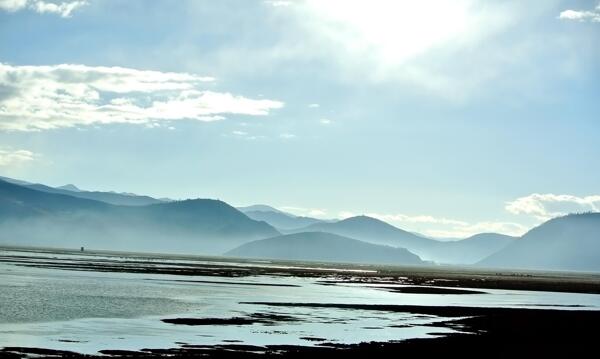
[290,215,438,250]
[1,175,599,271]
[286,216,515,264]
[429,233,516,265]
[237,204,326,230]
[0,178,278,254]
[0,176,165,206]
[478,213,600,272]
[226,232,424,266]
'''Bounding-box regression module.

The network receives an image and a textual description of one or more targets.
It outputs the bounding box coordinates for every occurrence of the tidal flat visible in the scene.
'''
[1,246,600,358]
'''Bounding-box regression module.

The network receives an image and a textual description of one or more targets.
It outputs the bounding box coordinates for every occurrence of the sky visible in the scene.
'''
[0,0,599,238]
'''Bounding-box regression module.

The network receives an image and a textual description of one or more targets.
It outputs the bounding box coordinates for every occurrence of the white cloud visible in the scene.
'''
[319,118,332,125]
[307,209,326,217]
[0,0,27,11]
[281,206,328,218]
[308,103,320,108]
[279,133,296,139]
[0,0,87,17]
[559,3,600,22]
[506,193,600,220]
[0,63,284,131]
[338,211,355,219]
[0,148,37,167]
[281,191,600,239]
[338,210,527,238]
[229,130,265,141]
[367,213,468,226]
[31,0,86,17]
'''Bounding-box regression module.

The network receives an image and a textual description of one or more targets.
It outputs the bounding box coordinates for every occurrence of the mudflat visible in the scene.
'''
[1,246,599,358]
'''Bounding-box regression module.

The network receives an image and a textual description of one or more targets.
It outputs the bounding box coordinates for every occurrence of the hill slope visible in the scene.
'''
[292,216,438,251]
[242,210,323,230]
[226,232,424,266]
[0,179,279,254]
[478,213,600,271]
[291,216,518,265]
[25,183,164,206]
[0,175,164,206]
[427,233,516,265]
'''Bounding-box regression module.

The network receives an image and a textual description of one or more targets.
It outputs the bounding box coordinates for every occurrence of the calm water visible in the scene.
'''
[1,249,600,354]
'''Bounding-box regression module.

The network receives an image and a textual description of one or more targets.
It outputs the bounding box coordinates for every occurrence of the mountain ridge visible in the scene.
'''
[478,213,600,271]
[226,231,424,266]
[0,179,279,254]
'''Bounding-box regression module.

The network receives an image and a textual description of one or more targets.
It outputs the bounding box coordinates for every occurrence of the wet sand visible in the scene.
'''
[2,306,598,358]
[2,245,600,294]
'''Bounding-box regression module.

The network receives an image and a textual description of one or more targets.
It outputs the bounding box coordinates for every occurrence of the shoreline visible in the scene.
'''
[2,245,600,294]
[1,246,600,358]
[2,305,599,358]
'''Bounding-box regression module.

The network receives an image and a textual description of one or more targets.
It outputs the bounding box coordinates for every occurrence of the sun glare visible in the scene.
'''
[304,0,470,65]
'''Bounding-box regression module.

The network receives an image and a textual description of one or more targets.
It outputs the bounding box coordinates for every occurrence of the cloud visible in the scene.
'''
[367,213,528,237]
[0,0,27,12]
[0,148,37,167]
[253,0,592,103]
[366,213,468,226]
[281,206,328,218]
[506,193,600,220]
[319,118,332,125]
[338,210,527,238]
[0,63,284,131]
[558,3,600,22]
[308,103,320,108]
[229,130,265,141]
[338,211,355,219]
[0,0,87,17]
[279,133,296,139]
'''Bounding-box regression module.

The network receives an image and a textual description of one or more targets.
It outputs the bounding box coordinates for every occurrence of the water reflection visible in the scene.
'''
[1,249,599,354]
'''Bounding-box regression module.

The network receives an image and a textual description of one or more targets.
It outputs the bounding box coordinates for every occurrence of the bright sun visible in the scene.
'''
[304,0,471,65]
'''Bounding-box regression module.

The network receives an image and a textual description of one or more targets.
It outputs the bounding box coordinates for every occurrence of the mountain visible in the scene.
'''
[57,184,81,192]
[0,179,279,254]
[226,232,424,266]
[243,210,324,230]
[290,216,517,265]
[0,178,110,217]
[0,175,165,206]
[426,233,516,265]
[237,204,326,230]
[26,182,163,206]
[292,215,438,251]
[0,175,32,186]
[237,204,284,213]
[478,213,600,271]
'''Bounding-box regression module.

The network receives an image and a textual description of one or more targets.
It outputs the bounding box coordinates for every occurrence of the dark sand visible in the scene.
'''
[372,285,487,294]
[3,306,599,358]
[161,313,298,326]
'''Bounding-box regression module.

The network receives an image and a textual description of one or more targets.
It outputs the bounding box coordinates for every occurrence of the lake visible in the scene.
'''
[1,248,600,355]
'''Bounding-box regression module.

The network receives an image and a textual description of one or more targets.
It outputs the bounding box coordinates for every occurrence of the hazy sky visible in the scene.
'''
[1,0,599,238]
